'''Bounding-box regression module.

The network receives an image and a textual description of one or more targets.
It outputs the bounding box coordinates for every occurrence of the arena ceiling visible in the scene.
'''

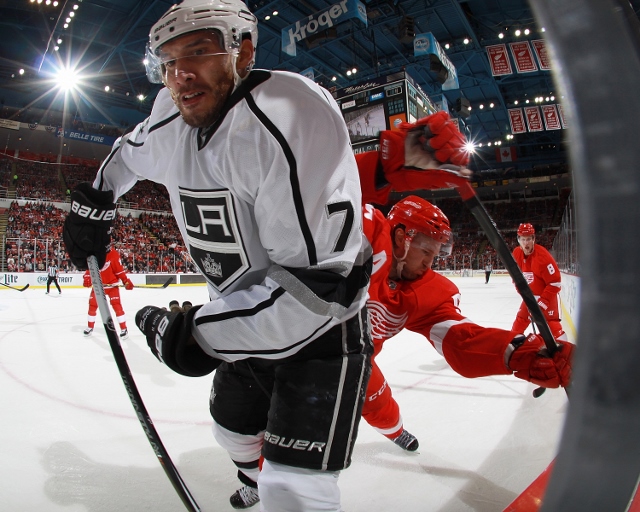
[1,0,639,166]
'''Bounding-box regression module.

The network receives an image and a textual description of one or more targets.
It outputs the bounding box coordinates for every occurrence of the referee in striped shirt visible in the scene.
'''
[46,262,62,294]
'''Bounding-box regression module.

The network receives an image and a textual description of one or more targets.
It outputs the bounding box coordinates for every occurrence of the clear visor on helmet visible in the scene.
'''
[144,32,229,84]
[409,233,453,258]
[145,43,164,84]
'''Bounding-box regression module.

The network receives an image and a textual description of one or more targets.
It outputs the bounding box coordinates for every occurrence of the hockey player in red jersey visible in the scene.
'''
[83,247,134,339]
[512,223,567,341]
[353,112,573,452]
[360,196,574,452]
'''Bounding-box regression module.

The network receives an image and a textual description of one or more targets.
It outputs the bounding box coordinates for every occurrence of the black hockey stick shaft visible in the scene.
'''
[0,282,29,291]
[452,180,570,397]
[87,256,200,512]
[454,181,557,350]
[529,321,547,398]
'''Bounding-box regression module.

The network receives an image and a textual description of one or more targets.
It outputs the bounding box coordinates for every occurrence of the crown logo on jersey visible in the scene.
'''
[201,254,223,278]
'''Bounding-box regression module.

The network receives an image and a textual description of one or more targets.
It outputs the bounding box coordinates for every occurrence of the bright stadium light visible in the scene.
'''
[55,66,81,92]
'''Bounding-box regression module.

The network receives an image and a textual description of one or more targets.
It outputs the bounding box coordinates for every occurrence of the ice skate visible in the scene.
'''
[83,328,93,337]
[229,485,259,509]
[392,429,419,451]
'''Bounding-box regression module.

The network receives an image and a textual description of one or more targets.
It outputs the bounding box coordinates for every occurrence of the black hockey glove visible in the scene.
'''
[63,182,116,270]
[135,305,221,377]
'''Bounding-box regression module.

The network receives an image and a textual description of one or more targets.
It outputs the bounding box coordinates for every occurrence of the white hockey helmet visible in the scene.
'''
[145,0,258,84]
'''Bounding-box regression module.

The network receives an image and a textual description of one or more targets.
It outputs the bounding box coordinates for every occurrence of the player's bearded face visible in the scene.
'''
[160,32,235,128]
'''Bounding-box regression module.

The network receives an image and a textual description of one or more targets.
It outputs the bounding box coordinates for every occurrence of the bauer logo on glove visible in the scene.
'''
[135,305,221,377]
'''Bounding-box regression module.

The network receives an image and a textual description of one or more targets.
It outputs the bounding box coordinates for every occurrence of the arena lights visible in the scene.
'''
[441,36,473,51]
[55,66,81,92]
[30,0,60,7]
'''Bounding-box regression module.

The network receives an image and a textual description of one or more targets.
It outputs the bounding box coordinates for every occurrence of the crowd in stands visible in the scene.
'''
[1,153,570,275]
[5,201,68,272]
[428,193,566,272]
[4,200,195,274]
[12,161,66,202]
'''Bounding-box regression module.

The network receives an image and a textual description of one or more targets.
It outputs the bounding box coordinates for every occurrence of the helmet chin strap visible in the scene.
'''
[231,54,254,92]
[393,238,412,279]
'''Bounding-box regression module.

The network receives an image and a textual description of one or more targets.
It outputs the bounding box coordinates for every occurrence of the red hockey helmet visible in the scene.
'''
[517,223,535,237]
[387,196,452,255]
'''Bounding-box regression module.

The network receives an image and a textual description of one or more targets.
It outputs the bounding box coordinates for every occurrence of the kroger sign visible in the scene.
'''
[282,0,367,57]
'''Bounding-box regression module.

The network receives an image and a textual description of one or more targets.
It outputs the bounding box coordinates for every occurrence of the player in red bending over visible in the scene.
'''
[511,223,567,341]
[355,112,573,452]
[83,247,134,339]
[360,196,574,452]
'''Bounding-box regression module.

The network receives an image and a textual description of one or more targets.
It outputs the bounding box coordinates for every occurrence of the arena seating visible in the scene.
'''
[1,156,569,273]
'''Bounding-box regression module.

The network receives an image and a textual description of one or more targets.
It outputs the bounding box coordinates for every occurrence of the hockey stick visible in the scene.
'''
[87,256,200,512]
[136,277,173,289]
[114,278,174,289]
[529,320,547,398]
[449,178,570,397]
[0,282,29,292]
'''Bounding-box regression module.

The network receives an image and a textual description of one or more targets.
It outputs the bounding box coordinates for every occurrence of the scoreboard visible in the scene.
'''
[332,71,438,153]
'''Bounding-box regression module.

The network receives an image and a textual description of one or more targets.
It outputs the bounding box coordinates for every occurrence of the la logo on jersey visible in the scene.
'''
[179,189,249,291]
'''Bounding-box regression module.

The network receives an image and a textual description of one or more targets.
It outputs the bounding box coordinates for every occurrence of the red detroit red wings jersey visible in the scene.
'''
[512,244,561,310]
[83,249,127,286]
[363,204,514,378]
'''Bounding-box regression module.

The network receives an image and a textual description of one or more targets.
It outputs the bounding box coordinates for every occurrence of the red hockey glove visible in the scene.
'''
[123,279,134,291]
[380,110,469,172]
[136,305,221,377]
[508,334,574,388]
[83,275,92,288]
[375,112,471,196]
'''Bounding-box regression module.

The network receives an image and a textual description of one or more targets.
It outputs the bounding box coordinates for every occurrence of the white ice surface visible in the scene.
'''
[0,275,568,511]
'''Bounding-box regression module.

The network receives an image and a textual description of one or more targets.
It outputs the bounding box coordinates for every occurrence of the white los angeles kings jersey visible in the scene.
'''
[94,70,371,362]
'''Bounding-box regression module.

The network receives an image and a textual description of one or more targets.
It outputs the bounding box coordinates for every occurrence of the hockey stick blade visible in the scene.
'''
[87,256,200,512]
[0,282,29,292]
[136,277,173,289]
[452,179,570,398]
[533,387,547,398]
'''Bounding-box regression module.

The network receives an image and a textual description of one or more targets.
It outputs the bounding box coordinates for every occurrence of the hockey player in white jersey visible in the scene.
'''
[62,1,373,510]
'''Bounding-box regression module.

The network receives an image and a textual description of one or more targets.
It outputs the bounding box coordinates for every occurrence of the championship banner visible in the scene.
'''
[508,108,527,134]
[414,33,459,90]
[541,104,562,130]
[531,39,551,70]
[0,119,20,131]
[557,103,568,128]
[509,41,538,73]
[524,106,544,132]
[486,44,513,76]
[281,0,367,57]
